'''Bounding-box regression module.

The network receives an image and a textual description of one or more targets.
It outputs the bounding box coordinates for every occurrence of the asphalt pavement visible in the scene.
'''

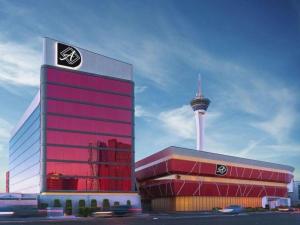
[0,212,299,225]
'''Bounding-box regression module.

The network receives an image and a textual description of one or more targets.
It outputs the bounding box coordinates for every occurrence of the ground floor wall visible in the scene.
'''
[152,196,262,211]
[39,192,141,214]
[0,193,38,209]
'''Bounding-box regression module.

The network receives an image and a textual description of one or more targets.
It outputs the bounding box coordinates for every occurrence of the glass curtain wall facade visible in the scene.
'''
[42,66,134,192]
[8,106,41,193]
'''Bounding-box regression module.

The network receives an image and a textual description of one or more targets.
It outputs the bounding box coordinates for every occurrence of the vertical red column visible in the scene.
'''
[6,171,9,193]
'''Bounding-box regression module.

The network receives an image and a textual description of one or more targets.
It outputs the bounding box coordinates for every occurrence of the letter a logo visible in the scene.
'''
[57,42,81,68]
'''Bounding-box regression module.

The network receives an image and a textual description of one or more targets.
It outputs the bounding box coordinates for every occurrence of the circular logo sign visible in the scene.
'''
[216,164,228,176]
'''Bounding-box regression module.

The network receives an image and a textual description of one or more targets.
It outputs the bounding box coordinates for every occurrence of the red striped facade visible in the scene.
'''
[139,180,288,198]
[136,158,293,183]
[136,147,293,200]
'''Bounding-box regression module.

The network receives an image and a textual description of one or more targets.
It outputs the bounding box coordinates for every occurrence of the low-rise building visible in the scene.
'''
[136,146,294,211]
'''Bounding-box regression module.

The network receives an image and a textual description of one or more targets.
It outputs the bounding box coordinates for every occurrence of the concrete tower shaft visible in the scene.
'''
[190,75,210,150]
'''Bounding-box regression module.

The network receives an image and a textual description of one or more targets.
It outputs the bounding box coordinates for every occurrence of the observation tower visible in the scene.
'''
[190,75,210,151]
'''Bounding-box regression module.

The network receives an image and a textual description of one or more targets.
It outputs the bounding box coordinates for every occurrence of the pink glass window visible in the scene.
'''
[46,162,131,177]
[47,176,131,191]
[46,130,132,149]
[47,115,132,136]
[46,146,132,163]
[47,100,132,123]
[46,84,132,109]
[46,68,133,95]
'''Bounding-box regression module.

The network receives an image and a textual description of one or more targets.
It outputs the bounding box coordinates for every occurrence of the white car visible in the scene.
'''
[218,205,244,214]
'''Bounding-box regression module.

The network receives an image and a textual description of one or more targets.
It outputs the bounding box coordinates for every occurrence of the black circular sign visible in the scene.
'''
[216,164,228,176]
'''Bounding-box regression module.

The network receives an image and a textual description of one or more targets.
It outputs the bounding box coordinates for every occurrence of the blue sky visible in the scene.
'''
[0,0,300,191]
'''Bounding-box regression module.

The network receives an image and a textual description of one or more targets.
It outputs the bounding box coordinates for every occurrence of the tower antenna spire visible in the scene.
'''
[197,73,202,97]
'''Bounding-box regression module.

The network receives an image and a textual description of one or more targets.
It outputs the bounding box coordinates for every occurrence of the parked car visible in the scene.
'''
[218,205,244,214]
[277,206,294,212]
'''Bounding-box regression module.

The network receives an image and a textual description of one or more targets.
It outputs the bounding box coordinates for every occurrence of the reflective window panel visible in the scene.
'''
[47,176,131,191]
[9,106,40,148]
[46,130,132,149]
[46,162,131,177]
[47,99,132,123]
[47,114,132,136]
[8,105,41,193]
[44,68,134,192]
[47,146,131,163]
[47,84,132,109]
[47,67,133,95]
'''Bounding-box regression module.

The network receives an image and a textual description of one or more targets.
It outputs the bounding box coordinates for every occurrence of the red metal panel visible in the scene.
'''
[139,180,288,199]
[135,148,173,168]
[136,158,293,184]
[5,171,9,193]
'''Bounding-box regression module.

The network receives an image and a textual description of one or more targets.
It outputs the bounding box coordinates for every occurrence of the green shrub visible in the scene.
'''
[91,199,100,212]
[39,202,48,209]
[79,199,86,208]
[78,199,86,215]
[102,199,110,211]
[126,200,131,206]
[113,201,120,206]
[91,199,97,208]
[78,207,92,217]
[53,199,61,207]
[65,199,72,215]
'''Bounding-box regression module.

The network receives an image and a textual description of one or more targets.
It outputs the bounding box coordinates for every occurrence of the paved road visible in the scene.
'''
[0,212,299,225]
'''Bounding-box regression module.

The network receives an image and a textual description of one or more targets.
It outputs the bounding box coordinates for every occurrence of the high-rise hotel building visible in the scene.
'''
[7,38,139,206]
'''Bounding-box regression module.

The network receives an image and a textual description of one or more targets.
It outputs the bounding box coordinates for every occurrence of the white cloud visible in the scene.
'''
[0,39,41,87]
[0,118,12,143]
[253,107,296,142]
[238,138,266,157]
[244,143,300,164]
[159,105,195,140]
[135,85,148,94]
[158,104,221,140]
[135,105,152,118]
[116,39,175,87]
[247,83,298,143]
